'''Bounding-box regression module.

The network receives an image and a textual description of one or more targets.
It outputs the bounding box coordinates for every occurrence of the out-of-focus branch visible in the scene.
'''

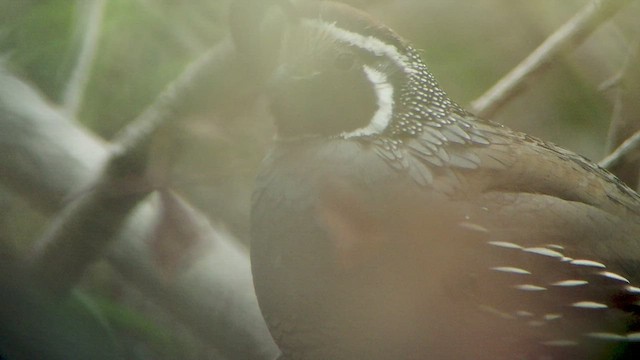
[114,39,228,153]
[600,36,640,188]
[29,162,152,294]
[29,37,218,295]
[28,27,267,293]
[0,46,278,359]
[0,68,108,211]
[600,130,640,170]
[113,33,270,152]
[471,0,633,118]
[62,0,107,117]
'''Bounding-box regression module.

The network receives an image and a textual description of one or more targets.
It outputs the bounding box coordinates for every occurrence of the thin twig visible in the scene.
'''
[471,0,633,118]
[112,35,266,153]
[600,130,640,169]
[599,36,639,93]
[111,45,220,152]
[62,0,107,117]
[599,36,640,176]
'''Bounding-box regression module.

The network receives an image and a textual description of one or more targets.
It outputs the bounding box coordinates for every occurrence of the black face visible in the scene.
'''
[268,24,380,138]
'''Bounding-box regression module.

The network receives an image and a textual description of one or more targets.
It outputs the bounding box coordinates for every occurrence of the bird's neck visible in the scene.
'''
[387,48,468,137]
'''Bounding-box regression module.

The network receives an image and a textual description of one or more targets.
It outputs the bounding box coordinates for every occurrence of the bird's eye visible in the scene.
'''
[334,52,356,71]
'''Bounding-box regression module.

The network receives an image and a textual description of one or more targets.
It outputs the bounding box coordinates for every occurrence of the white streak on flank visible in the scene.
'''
[544,313,562,321]
[551,280,588,287]
[599,271,630,283]
[304,19,414,74]
[627,333,640,341]
[515,310,533,317]
[587,332,626,341]
[514,284,546,291]
[570,259,606,268]
[572,301,608,309]
[340,66,394,138]
[491,267,531,275]
[523,247,564,258]
[626,285,640,294]
[488,241,522,249]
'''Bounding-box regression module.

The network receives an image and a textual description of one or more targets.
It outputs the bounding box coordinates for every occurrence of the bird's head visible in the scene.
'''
[268,1,464,141]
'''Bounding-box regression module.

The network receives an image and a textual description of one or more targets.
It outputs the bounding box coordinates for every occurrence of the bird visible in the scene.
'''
[248,1,640,359]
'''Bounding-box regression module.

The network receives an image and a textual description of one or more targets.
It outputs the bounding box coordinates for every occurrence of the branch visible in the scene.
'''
[599,130,640,170]
[0,55,278,360]
[28,147,153,294]
[62,0,107,116]
[601,36,640,187]
[470,0,633,118]
[26,36,272,293]
[113,41,226,152]
[28,28,265,292]
[112,34,268,153]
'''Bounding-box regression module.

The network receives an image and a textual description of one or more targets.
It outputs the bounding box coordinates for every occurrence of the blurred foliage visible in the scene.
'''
[0,0,76,99]
[0,257,122,360]
[81,0,229,137]
[0,0,639,359]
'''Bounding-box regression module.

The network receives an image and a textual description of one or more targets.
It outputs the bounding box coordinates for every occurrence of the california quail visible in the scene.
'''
[249,1,640,359]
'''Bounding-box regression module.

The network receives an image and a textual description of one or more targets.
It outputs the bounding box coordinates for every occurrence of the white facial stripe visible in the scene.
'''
[341,65,394,138]
[303,19,413,73]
